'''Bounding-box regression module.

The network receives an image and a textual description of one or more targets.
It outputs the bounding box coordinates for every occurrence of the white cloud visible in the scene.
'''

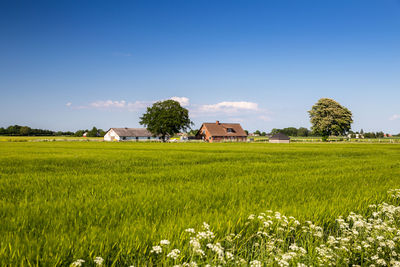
[170,96,190,107]
[199,101,259,113]
[390,114,400,121]
[66,102,72,107]
[90,100,127,108]
[87,100,150,111]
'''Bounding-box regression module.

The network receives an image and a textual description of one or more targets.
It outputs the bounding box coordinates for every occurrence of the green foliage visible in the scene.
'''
[140,100,193,141]
[309,98,353,140]
[271,127,311,137]
[0,125,56,136]
[85,127,105,137]
[1,142,400,265]
[74,129,86,137]
[188,129,199,136]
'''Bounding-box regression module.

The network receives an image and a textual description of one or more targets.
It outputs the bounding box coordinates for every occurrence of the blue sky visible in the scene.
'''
[1,0,399,133]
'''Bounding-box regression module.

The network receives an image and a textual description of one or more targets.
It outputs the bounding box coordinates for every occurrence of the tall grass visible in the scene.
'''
[0,142,399,265]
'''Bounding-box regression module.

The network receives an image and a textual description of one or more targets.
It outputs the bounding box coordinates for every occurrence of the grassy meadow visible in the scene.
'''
[1,142,400,265]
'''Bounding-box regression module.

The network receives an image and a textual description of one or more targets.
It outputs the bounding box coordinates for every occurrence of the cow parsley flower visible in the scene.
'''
[185,228,195,234]
[151,245,162,254]
[94,256,104,266]
[167,249,180,260]
[71,259,85,267]
[160,240,170,246]
[250,260,262,267]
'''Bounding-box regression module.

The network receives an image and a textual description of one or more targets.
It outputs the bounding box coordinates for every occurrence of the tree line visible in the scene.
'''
[0,125,106,137]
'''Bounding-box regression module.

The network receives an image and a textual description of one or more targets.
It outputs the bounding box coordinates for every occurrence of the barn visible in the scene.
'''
[196,121,247,143]
[269,133,290,143]
[104,128,160,141]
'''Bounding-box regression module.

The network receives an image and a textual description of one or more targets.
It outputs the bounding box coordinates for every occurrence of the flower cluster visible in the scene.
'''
[71,189,400,266]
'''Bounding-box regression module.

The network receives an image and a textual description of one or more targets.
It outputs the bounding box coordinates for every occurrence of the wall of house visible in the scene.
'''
[104,130,120,141]
[119,136,160,141]
[269,140,290,143]
[213,136,247,143]
[197,125,212,142]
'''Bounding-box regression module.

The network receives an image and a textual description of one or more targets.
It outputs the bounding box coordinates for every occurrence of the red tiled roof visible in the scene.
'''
[201,122,247,137]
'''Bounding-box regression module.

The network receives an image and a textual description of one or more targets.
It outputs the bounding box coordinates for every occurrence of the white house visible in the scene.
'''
[104,128,160,141]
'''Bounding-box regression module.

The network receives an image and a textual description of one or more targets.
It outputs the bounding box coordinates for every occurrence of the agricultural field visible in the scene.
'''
[1,142,400,266]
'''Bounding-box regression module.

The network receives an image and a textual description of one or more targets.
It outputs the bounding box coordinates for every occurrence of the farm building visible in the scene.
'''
[269,133,290,143]
[196,121,247,143]
[104,128,160,141]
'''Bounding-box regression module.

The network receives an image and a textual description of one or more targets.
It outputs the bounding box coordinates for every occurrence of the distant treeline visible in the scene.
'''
[0,125,106,137]
[270,127,311,137]
[254,127,399,138]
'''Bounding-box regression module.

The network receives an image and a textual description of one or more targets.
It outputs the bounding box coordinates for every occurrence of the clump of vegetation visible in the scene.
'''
[72,189,400,266]
[140,99,193,141]
[309,98,353,141]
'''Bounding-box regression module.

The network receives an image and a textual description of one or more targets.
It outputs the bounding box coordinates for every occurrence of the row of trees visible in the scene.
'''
[74,127,106,137]
[0,125,106,137]
[252,128,310,137]
[270,127,311,137]
[349,131,386,138]
[0,125,69,136]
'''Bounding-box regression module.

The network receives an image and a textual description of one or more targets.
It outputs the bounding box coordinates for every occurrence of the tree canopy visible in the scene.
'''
[139,99,193,141]
[308,98,353,140]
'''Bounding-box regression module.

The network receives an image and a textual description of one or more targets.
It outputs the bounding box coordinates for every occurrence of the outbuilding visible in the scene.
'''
[104,128,160,141]
[269,133,290,143]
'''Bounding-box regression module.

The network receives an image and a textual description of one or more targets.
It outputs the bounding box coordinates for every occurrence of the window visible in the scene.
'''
[203,130,206,134]
[227,128,235,133]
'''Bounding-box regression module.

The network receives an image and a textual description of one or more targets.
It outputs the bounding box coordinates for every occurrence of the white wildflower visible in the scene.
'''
[250,260,262,267]
[150,245,162,254]
[71,259,85,267]
[94,257,104,266]
[160,239,170,246]
[185,228,195,234]
[167,249,180,260]
[376,259,386,266]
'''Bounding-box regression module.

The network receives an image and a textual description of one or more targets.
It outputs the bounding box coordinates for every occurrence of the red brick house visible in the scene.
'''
[196,121,247,143]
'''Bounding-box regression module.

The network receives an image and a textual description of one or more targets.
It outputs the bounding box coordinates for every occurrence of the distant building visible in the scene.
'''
[104,128,160,141]
[269,133,290,143]
[196,121,247,143]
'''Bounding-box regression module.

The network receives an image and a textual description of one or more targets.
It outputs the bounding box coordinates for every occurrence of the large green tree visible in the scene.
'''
[308,98,353,141]
[140,100,193,141]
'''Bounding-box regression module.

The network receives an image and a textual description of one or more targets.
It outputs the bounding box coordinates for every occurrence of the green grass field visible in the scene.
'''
[1,142,400,265]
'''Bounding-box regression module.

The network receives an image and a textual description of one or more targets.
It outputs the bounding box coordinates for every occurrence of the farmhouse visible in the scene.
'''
[269,133,290,143]
[196,121,247,143]
[104,128,160,141]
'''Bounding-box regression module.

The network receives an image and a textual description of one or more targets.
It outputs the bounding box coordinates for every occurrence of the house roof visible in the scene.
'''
[110,128,154,137]
[269,133,290,140]
[200,122,247,137]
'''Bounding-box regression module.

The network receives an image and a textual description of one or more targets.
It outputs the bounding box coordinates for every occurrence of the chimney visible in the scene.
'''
[216,120,220,125]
